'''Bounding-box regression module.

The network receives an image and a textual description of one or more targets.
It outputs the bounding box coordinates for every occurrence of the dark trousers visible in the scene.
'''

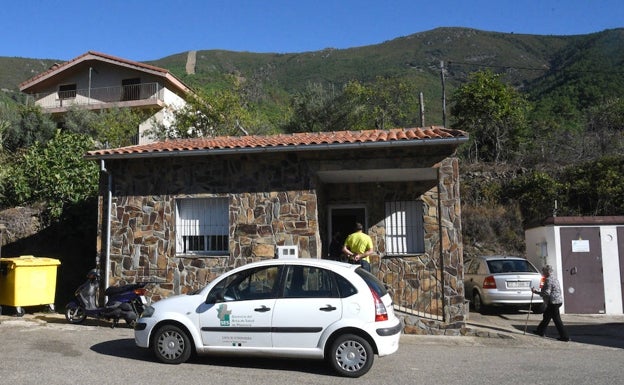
[536,303,569,339]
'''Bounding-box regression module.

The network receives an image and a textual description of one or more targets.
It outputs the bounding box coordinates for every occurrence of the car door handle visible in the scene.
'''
[254,305,271,312]
[319,305,337,312]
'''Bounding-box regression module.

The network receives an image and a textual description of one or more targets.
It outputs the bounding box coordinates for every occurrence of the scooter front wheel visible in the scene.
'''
[65,306,87,324]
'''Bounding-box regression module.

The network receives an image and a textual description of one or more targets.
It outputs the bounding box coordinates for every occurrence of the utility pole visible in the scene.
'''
[440,61,447,127]
[0,223,6,258]
[88,67,92,104]
[419,92,425,127]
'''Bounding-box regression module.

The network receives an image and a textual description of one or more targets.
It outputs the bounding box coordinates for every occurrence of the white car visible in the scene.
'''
[135,258,402,377]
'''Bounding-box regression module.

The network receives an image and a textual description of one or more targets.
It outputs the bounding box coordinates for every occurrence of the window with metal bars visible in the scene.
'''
[176,197,229,256]
[384,201,425,255]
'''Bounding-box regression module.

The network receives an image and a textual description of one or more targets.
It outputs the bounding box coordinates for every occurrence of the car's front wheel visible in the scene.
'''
[152,324,192,364]
[328,334,374,378]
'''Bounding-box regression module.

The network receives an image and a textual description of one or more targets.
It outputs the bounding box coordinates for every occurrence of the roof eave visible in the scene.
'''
[20,51,191,94]
[85,136,469,161]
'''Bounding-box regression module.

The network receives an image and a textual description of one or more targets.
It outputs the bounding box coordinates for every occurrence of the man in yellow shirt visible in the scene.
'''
[342,222,374,272]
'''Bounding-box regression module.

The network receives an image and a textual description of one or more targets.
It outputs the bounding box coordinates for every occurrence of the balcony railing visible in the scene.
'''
[31,82,164,110]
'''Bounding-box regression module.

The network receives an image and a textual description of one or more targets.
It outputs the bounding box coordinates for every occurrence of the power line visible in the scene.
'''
[447,61,623,75]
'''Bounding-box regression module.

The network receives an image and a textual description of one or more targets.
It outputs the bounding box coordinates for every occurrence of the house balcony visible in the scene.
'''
[30,82,166,114]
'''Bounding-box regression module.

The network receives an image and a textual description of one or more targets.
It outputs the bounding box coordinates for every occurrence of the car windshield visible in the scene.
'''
[487,259,539,274]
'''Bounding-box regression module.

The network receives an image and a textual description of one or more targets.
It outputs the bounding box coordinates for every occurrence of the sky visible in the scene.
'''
[2,0,622,62]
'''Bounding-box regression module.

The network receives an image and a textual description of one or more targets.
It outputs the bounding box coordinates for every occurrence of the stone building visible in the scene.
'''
[86,126,469,333]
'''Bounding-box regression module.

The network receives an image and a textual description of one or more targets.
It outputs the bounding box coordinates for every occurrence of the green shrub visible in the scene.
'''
[4,131,98,221]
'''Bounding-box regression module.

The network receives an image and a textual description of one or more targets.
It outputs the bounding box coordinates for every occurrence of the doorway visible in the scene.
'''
[327,206,366,259]
[122,78,141,101]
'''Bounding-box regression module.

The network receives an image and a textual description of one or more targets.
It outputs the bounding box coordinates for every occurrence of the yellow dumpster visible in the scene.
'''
[0,255,61,314]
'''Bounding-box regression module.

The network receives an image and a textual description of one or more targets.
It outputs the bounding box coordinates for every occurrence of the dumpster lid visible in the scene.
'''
[0,255,61,267]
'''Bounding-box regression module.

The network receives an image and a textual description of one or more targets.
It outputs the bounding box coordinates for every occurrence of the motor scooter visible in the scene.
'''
[65,269,149,328]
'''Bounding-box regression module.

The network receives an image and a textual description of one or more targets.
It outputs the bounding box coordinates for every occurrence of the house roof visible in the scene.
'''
[86,126,468,160]
[19,51,191,94]
[541,216,624,226]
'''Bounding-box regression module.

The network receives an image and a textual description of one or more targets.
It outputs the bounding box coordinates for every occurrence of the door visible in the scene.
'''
[199,265,280,347]
[560,227,605,313]
[271,265,342,349]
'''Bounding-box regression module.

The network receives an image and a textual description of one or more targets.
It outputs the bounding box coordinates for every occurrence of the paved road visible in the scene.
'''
[467,309,624,349]
[0,312,622,385]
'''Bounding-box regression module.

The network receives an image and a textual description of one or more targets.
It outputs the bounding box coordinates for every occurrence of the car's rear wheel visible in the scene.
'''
[153,324,192,364]
[328,334,374,378]
[473,292,489,314]
[532,303,545,314]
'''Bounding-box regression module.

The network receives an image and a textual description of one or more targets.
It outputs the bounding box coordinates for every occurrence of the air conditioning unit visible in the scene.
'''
[276,245,298,259]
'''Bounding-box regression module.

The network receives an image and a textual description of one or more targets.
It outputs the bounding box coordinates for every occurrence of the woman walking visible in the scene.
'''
[532,265,570,341]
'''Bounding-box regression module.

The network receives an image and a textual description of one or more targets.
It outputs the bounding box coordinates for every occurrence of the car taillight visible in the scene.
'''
[539,276,545,288]
[483,276,497,289]
[370,288,389,322]
[134,288,147,296]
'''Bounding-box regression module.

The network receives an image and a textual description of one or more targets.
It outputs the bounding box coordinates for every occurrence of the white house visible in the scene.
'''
[525,216,624,315]
[19,51,191,145]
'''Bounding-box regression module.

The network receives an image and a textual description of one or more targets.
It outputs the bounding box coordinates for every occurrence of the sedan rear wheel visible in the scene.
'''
[473,292,489,314]
[532,303,546,314]
[153,324,192,364]
[328,334,374,378]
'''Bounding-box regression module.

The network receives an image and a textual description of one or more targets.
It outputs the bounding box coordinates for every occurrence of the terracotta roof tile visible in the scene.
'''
[20,51,176,90]
[87,126,467,159]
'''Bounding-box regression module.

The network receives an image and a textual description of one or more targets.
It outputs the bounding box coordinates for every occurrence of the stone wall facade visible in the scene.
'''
[95,150,466,332]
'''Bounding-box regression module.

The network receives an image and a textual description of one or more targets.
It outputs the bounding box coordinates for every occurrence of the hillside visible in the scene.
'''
[2,27,623,128]
[1,27,623,263]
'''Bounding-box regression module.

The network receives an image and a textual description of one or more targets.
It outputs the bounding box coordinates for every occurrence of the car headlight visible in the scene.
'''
[141,305,155,318]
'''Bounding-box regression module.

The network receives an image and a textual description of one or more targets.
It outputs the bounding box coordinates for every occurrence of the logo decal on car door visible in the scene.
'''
[217,304,231,326]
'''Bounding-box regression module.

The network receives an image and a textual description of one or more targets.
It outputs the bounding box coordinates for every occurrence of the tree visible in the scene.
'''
[63,106,146,148]
[562,156,624,216]
[506,171,563,227]
[450,70,530,163]
[584,97,624,157]
[4,131,99,220]
[284,82,337,133]
[145,83,255,140]
[2,104,56,152]
[284,77,420,133]
[340,77,419,130]
[0,102,13,202]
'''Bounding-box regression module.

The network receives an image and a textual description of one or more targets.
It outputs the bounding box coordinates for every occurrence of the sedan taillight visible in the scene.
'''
[370,288,389,322]
[483,276,497,289]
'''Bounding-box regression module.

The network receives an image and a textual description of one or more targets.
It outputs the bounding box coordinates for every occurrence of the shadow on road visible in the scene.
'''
[90,339,336,376]
[468,307,624,350]
[511,322,624,349]
[91,338,154,360]
[34,313,136,329]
